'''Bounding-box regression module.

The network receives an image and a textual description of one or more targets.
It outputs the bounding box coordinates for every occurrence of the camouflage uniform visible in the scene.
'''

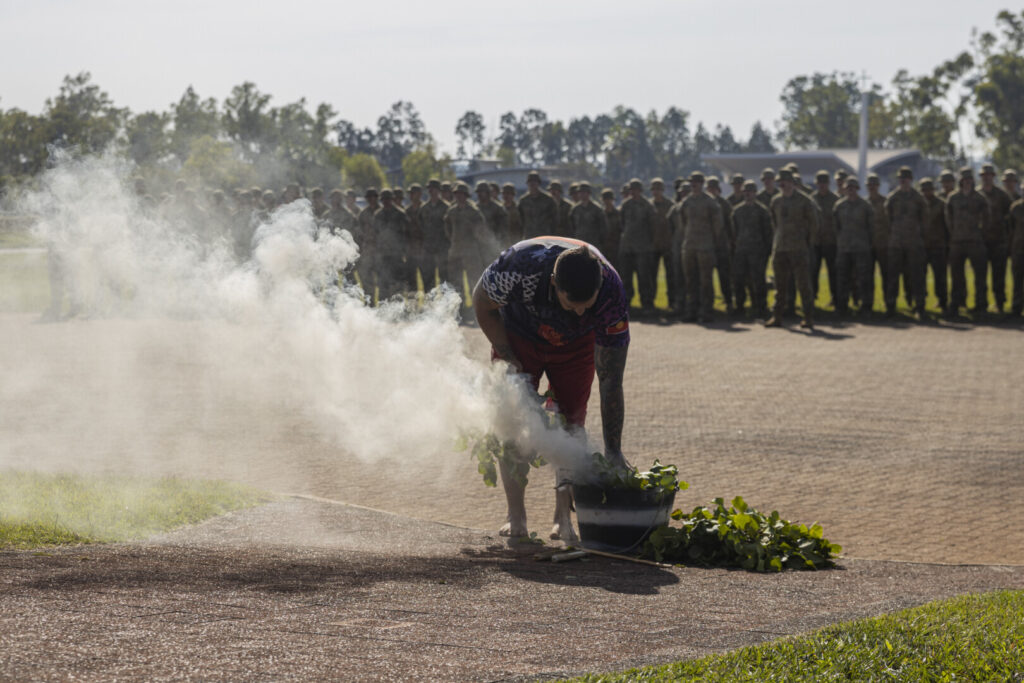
[618,181,657,310]
[1009,197,1024,315]
[444,185,488,302]
[357,191,379,287]
[502,184,522,244]
[920,181,950,312]
[475,183,510,257]
[548,181,573,238]
[867,178,891,303]
[768,175,817,323]
[833,188,875,314]
[569,188,608,249]
[666,199,686,310]
[518,187,559,239]
[945,170,991,312]
[708,183,735,311]
[884,173,928,314]
[419,184,451,287]
[372,191,412,299]
[650,180,676,310]
[601,190,623,273]
[405,187,425,289]
[810,174,839,304]
[979,170,1012,312]
[679,175,723,320]
[730,184,772,316]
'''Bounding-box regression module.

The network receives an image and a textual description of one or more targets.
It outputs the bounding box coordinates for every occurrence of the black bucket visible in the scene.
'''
[572,484,676,554]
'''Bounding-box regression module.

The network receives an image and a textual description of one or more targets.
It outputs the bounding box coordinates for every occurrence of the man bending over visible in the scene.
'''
[472,237,630,541]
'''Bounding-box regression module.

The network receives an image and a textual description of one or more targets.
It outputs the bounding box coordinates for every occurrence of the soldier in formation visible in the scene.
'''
[833,178,875,315]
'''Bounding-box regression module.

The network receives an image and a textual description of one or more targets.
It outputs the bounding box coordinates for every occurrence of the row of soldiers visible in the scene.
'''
[145,163,1024,326]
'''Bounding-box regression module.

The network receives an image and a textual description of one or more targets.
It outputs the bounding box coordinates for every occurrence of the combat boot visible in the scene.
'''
[764,316,782,328]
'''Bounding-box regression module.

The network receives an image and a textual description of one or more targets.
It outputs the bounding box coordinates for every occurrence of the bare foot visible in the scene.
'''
[499,514,527,538]
[550,520,579,543]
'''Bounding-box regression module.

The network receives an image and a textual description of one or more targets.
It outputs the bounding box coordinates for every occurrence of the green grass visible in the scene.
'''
[563,590,1024,682]
[0,470,273,549]
[628,259,1012,316]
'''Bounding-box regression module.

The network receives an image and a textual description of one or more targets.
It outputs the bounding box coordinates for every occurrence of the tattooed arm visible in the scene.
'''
[595,343,628,467]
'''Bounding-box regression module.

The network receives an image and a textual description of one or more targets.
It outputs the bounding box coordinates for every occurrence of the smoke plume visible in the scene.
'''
[7,151,594,495]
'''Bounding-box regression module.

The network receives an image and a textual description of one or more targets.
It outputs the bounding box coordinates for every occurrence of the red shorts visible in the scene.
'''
[493,330,596,427]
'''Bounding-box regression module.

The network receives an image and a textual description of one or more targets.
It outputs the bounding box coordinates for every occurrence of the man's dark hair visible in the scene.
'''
[553,246,602,302]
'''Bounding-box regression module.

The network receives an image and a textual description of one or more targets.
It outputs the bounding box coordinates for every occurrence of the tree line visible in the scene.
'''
[1,9,1020,196]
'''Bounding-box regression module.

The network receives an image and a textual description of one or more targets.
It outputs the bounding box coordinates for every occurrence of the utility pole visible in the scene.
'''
[857,72,869,188]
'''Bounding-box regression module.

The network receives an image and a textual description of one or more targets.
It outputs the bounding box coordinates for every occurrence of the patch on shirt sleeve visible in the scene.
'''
[605,318,629,336]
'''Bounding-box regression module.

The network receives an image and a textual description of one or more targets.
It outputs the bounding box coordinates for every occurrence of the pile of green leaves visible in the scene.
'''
[589,454,687,502]
[643,496,841,572]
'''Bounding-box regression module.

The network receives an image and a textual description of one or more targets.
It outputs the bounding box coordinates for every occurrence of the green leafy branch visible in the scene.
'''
[588,454,688,501]
[642,496,841,572]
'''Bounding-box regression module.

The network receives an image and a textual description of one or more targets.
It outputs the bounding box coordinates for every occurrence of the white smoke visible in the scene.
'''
[16,151,593,486]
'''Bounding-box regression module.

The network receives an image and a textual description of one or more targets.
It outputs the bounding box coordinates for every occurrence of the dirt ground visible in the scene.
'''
[1,498,1022,682]
[2,311,1024,681]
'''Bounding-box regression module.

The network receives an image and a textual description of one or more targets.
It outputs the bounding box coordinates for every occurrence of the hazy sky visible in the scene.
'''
[0,0,1010,154]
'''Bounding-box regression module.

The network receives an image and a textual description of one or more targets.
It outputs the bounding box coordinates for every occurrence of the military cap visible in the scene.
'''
[742,180,757,192]
[845,178,860,189]
[408,183,422,193]
[329,189,342,198]
[897,166,914,179]
[674,177,686,190]
[959,166,975,180]
[1003,169,1017,180]
[365,187,379,198]
[706,176,721,187]
[440,182,452,191]
[786,162,800,174]
[866,173,880,184]
[834,169,849,180]
[601,188,614,199]
[379,188,393,200]
[526,170,542,183]
[939,169,955,182]
[689,171,706,183]
[761,167,776,179]
[815,170,830,182]
[980,163,996,176]
[628,178,643,190]
[426,178,441,189]
[569,182,580,194]
[919,178,935,189]
[650,177,665,189]
[475,181,490,193]
[621,184,630,194]
[548,180,563,191]
[777,169,794,182]
[453,182,470,195]
[345,188,357,198]
[501,182,516,192]
[730,174,745,185]
[578,181,592,193]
